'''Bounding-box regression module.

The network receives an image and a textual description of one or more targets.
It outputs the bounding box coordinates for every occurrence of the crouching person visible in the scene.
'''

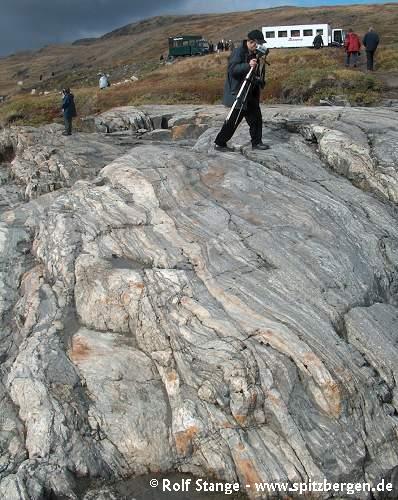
[62,88,77,136]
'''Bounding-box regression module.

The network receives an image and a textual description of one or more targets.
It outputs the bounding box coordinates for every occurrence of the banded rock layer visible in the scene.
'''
[0,105,398,499]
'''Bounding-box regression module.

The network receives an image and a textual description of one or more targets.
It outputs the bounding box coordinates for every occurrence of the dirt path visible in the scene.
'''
[355,54,398,99]
[377,71,398,99]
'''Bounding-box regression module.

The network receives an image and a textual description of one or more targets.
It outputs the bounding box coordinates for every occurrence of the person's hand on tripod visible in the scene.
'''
[249,59,258,69]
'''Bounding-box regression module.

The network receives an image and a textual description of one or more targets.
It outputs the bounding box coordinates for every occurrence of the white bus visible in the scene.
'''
[262,24,345,48]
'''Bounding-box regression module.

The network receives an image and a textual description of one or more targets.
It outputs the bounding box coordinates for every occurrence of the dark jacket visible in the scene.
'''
[222,41,263,108]
[313,34,324,49]
[363,31,380,51]
[62,93,77,119]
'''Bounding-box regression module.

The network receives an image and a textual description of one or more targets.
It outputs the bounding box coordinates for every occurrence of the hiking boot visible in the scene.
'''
[214,143,233,152]
[62,131,72,136]
[252,142,270,151]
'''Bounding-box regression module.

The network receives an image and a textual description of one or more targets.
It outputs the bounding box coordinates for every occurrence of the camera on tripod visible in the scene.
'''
[255,43,269,57]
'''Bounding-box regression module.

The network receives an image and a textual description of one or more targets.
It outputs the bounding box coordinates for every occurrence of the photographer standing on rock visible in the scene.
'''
[214,29,269,151]
[61,88,77,136]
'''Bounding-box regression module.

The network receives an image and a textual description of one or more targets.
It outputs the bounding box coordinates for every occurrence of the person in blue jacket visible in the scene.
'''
[214,29,269,151]
[61,88,77,136]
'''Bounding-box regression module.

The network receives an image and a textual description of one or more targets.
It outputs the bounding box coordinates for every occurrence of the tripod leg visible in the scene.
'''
[233,81,253,128]
[215,107,245,146]
[225,67,254,124]
[216,66,255,146]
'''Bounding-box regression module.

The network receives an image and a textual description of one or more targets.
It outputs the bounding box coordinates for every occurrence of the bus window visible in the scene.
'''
[265,31,275,38]
[290,30,300,37]
[278,31,287,37]
[303,29,313,36]
[316,29,323,35]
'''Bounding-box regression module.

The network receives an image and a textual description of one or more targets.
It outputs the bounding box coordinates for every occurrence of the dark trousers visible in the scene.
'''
[64,115,72,135]
[366,50,375,70]
[215,98,262,146]
[345,51,358,67]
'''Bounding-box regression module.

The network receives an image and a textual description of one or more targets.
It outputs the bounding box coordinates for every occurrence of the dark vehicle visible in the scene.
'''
[168,35,209,58]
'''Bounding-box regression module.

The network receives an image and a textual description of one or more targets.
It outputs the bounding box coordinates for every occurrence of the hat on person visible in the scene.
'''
[247,29,265,42]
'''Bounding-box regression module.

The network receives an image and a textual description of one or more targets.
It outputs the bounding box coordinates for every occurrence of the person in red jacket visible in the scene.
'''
[344,29,361,68]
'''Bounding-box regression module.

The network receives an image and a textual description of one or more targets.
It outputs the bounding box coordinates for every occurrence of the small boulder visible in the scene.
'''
[141,129,172,141]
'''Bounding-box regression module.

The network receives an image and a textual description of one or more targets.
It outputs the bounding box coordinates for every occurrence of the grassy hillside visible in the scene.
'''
[0,3,397,127]
[0,3,397,94]
[0,46,389,129]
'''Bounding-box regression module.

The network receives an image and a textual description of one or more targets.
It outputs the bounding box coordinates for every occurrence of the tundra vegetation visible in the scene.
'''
[0,3,397,127]
[1,46,396,129]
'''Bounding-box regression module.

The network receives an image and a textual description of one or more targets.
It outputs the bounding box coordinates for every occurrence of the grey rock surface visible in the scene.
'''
[0,124,136,201]
[141,128,172,141]
[0,105,398,499]
[94,106,153,133]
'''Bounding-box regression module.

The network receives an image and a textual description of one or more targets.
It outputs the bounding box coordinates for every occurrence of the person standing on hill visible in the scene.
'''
[344,29,361,68]
[362,27,380,71]
[313,33,324,49]
[99,74,109,89]
[214,29,269,152]
[61,88,77,136]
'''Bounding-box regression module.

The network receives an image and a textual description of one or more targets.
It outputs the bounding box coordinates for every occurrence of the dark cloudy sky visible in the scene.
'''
[0,0,391,57]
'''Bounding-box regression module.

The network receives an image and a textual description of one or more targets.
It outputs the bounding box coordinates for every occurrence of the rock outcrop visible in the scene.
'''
[1,104,398,499]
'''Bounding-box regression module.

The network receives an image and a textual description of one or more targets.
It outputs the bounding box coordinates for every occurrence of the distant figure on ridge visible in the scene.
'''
[99,74,109,89]
[344,29,361,68]
[61,88,77,136]
[362,27,380,71]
